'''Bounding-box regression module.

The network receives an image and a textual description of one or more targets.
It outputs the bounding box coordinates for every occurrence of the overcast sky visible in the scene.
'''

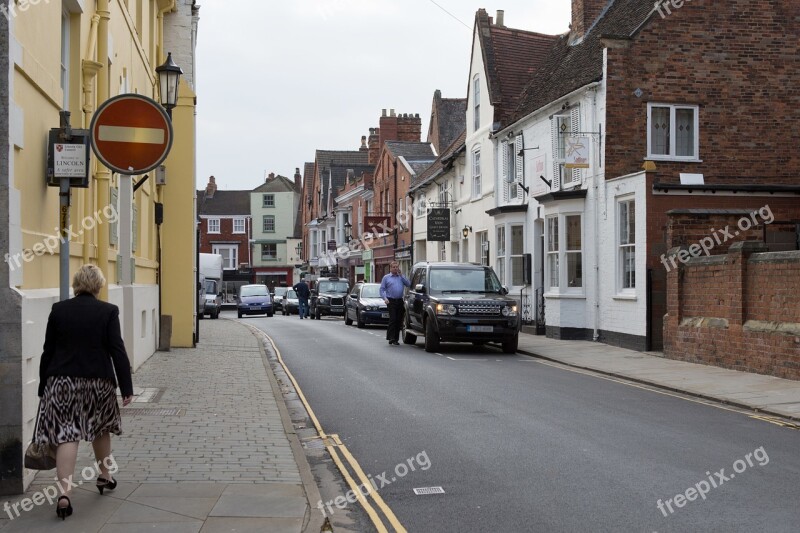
[195,0,571,191]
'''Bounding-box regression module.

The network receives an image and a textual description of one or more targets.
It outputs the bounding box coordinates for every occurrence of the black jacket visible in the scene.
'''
[38,293,134,397]
[293,281,310,299]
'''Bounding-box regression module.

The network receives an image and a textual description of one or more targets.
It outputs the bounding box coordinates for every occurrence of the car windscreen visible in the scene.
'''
[428,268,503,293]
[361,284,381,298]
[240,286,269,297]
[274,287,288,296]
[318,281,349,293]
[204,280,216,294]
[286,290,297,298]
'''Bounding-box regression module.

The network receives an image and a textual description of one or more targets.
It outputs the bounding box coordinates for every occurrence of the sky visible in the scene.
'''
[195,0,571,191]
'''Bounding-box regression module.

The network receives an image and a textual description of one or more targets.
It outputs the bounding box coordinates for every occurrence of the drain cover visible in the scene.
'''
[121,408,183,416]
[413,487,445,495]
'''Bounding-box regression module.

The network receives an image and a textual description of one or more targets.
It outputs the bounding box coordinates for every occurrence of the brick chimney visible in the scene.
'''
[368,127,380,165]
[294,167,302,190]
[205,175,217,198]
[571,0,606,41]
[359,135,368,152]
[379,109,422,148]
[267,172,275,181]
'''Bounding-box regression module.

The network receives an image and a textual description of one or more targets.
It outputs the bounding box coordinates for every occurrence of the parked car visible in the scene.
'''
[281,289,300,315]
[309,277,349,319]
[402,262,520,353]
[272,286,288,312]
[237,284,274,318]
[344,283,389,328]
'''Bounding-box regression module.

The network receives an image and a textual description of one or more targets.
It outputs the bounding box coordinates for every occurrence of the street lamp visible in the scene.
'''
[344,221,352,243]
[462,225,473,239]
[155,52,183,118]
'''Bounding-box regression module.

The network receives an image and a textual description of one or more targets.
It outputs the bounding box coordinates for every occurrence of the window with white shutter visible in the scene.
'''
[552,108,582,189]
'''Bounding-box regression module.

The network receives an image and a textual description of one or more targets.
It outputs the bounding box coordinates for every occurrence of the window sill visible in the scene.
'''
[544,292,586,299]
[613,293,637,301]
[644,156,702,163]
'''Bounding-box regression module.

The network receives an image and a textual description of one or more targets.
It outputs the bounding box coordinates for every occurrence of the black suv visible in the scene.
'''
[309,277,350,319]
[402,262,520,353]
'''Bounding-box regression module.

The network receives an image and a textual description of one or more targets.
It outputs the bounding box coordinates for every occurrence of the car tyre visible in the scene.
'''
[268,312,274,317]
[212,309,219,319]
[502,333,519,354]
[344,310,353,326]
[424,318,439,353]
[316,309,322,320]
[401,318,417,345]
[237,311,243,319]
[356,313,365,329]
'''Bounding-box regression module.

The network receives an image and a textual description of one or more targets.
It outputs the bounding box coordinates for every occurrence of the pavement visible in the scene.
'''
[2,317,799,532]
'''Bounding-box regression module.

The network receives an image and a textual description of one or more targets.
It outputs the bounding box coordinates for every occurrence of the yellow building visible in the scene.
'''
[0,0,199,494]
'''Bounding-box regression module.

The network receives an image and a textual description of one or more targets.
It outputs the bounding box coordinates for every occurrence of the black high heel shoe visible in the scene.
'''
[56,496,72,520]
[96,477,117,495]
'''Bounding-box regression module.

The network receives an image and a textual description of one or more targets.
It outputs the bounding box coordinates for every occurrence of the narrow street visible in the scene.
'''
[247,313,800,532]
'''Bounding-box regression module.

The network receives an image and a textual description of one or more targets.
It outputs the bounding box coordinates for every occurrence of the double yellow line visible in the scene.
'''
[264,333,407,533]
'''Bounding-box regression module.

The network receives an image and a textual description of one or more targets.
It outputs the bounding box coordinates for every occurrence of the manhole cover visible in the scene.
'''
[413,487,445,495]
[121,408,183,416]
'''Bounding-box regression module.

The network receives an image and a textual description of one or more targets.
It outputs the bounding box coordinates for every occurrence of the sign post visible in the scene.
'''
[90,94,173,286]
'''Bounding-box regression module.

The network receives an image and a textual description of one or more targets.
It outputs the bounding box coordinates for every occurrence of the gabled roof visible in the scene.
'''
[197,190,251,216]
[474,9,558,127]
[303,162,315,207]
[252,174,300,194]
[385,141,436,160]
[513,0,655,121]
[428,91,467,154]
[411,129,467,190]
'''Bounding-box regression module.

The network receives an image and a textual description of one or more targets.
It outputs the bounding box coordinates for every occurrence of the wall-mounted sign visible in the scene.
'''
[47,131,91,187]
[529,154,548,197]
[564,136,590,169]
[427,208,450,241]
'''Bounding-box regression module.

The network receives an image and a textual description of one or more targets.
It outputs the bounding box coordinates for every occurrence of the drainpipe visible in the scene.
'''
[82,15,101,266]
[592,88,601,342]
[96,0,111,301]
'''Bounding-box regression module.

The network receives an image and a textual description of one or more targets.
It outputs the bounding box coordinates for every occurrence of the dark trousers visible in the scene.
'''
[386,298,404,342]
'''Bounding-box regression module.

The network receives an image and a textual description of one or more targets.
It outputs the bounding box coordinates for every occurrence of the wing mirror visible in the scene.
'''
[500,286,509,295]
[414,284,426,293]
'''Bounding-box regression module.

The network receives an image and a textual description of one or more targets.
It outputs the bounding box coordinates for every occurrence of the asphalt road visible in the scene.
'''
[243,312,800,532]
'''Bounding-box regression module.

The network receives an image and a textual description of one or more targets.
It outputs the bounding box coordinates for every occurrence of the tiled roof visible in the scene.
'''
[476,9,558,127]
[513,0,655,121]
[437,98,466,151]
[197,190,251,216]
[385,141,436,160]
[251,175,299,193]
[303,162,315,209]
[411,129,466,189]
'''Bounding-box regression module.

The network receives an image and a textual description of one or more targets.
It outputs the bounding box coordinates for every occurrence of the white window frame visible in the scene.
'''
[212,244,238,270]
[263,215,275,233]
[473,74,480,131]
[263,194,275,208]
[545,213,584,295]
[416,193,427,217]
[472,148,482,199]
[646,103,700,161]
[478,231,489,266]
[440,241,446,262]
[552,109,582,190]
[618,198,636,292]
[207,218,220,234]
[233,217,245,234]
[495,226,506,285]
[261,243,277,261]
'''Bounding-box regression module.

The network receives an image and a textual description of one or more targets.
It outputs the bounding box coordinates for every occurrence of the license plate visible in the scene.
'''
[251,307,262,311]
[381,313,389,318]
[467,325,493,333]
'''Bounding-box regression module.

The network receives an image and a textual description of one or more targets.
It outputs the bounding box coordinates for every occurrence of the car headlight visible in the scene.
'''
[436,304,457,316]
[501,305,518,317]
[319,297,329,305]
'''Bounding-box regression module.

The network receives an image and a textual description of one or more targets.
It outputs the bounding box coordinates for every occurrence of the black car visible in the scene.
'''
[402,262,520,353]
[344,282,389,328]
[309,277,349,319]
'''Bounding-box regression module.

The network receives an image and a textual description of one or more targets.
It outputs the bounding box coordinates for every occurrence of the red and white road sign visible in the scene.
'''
[90,94,173,175]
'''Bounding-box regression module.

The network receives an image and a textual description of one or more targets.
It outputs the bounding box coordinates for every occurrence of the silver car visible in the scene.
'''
[281,289,300,315]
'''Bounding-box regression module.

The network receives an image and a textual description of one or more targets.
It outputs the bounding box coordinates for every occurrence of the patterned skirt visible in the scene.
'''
[36,376,122,445]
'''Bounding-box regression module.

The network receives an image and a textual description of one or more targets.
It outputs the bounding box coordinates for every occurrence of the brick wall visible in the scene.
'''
[664,235,800,380]
[605,0,800,184]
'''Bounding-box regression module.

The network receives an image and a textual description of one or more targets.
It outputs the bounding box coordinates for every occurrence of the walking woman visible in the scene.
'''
[37,265,133,520]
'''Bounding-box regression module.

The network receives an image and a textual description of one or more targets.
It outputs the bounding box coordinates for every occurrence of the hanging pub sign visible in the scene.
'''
[427,208,450,241]
[46,129,91,188]
[564,136,590,169]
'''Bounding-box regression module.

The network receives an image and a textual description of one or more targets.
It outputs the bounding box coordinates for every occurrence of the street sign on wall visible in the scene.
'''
[90,94,173,175]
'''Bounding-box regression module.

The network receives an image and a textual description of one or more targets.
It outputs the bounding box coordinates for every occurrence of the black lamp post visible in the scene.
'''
[155,52,183,118]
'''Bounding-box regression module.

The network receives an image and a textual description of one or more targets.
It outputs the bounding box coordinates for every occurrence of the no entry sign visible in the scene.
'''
[90,94,173,175]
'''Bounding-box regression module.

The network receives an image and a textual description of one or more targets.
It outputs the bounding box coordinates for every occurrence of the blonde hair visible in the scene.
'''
[72,264,106,296]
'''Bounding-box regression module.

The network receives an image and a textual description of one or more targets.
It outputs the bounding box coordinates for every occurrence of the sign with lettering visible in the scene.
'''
[427,208,450,241]
[54,143,87,178]
[564,136,590,169]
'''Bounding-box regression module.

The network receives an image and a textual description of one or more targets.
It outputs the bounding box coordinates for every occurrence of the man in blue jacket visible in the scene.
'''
[293,278,311,319]
[380,261,410,345]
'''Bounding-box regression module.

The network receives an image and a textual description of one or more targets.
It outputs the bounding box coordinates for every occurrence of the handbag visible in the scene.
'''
[24,402,57,470]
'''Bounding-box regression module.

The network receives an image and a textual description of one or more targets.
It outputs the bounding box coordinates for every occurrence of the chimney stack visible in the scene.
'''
[368,127,380,165]
[360,135,368,151]
[496,9,504,27]
[267,172,275,182]
[571,0,605,41]
[294,167,302,190]
[205,175,217,198]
